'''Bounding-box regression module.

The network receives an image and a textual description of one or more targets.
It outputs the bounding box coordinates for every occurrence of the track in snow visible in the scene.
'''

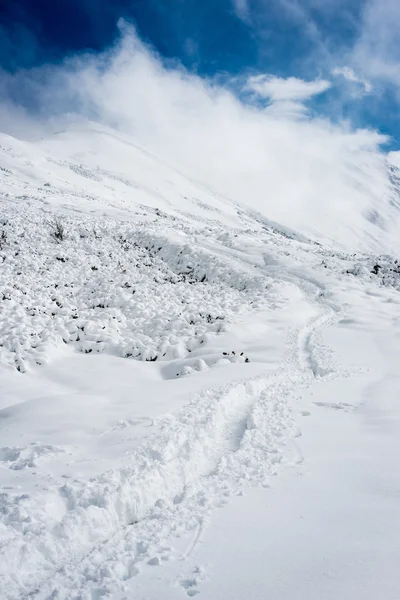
[1,285,341,600]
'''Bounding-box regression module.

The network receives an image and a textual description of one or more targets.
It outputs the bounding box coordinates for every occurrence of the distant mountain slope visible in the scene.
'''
[0,123,242,229]
[1,121,400,252]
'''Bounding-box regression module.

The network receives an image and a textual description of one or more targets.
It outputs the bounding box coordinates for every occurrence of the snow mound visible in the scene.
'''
[0,205,270,373]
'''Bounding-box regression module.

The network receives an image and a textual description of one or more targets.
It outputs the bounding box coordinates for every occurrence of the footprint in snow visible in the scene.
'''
[180,566,206,597]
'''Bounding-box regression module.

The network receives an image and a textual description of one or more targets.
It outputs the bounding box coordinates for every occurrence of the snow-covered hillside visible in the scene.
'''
[3,121,400,252]
[1,124,400,600]
[0,123,244,228]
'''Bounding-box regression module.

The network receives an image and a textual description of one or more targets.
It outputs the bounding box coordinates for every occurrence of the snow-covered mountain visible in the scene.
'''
[1,123,400,600]
[0,123,242,228]
[2,121,400,251]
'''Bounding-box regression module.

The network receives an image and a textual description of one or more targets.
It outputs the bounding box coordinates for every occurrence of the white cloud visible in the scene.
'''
[349,0,400,96]
[0,23,396,250]
[245,75,331,101]
[263,99,309,119]
[332,66,373,94]
[232,0,251,22]
[238,0,399,106]
[387,151,400,169]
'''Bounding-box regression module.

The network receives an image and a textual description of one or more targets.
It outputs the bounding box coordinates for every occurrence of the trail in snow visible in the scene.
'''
[1,275,340,600]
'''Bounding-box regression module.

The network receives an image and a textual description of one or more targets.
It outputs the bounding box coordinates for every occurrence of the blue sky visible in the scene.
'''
[0,0,399,149]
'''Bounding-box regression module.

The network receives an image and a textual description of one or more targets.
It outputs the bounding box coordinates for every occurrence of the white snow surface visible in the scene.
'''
[1,124,400,599]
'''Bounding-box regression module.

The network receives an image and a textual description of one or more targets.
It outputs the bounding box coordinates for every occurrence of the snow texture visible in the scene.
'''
[1,123,400,600]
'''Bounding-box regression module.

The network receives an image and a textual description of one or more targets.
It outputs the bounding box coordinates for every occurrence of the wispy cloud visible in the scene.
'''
[350,0,400,95]
[232,0,251,23]
[0,23,395,249]
[234,0,399,140]
[387,150,400,169]
[332,66,372,94]
[245,75,331,101]
[263,99,310,119]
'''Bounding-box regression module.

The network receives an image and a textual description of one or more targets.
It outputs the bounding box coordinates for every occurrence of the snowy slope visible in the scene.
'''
[1,124,400,600]
[36,123,400,254]
[0,122,245,229]
[4,120,400,252]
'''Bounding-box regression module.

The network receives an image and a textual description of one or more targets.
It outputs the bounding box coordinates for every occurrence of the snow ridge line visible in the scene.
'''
[1,297,336,600]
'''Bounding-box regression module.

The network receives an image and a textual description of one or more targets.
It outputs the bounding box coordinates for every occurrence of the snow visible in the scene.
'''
[1,123,400,599]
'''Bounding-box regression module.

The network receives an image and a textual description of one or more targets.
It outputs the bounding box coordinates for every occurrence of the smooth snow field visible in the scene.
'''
[1,124,400,600]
